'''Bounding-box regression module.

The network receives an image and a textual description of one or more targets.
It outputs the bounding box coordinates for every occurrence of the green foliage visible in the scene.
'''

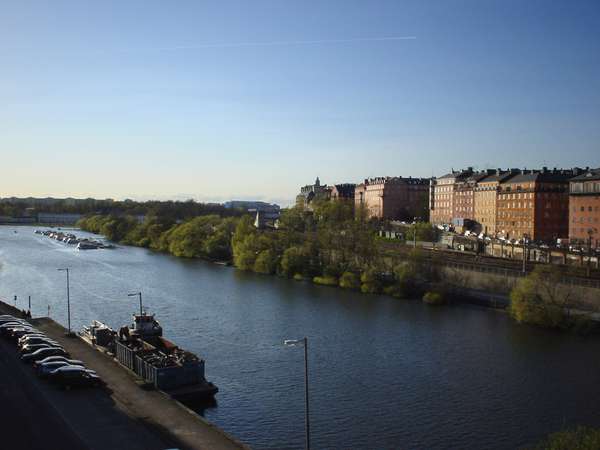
[422,291,445,305]
[254,249,278,274]
[339,272,361,290]
[280,246,311,277]
[79,213,238,262]
[404,222,437,242]
[360,269,383,294]
[313,276,339,286]
[531,426,600,450]
[509,266,572,329]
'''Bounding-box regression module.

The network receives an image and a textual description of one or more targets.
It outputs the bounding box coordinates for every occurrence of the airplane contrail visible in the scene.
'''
[119,36,417,53]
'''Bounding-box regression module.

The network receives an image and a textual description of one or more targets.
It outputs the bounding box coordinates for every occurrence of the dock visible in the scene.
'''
[0,300,248,450]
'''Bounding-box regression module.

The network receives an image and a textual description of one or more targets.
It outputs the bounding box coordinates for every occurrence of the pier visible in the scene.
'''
[0,300,248,450]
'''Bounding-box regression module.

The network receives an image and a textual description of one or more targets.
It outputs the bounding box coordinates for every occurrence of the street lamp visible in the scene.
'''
[128,292,143,316]
[57,268,72,335]
[522,234,529,275]
[284,337,310,450]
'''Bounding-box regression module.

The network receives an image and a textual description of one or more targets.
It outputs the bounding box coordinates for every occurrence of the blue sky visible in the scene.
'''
[1,0,599,205]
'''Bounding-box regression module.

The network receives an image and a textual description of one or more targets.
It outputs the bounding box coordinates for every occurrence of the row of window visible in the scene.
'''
[572,217,599,223]
[573,205,600,212]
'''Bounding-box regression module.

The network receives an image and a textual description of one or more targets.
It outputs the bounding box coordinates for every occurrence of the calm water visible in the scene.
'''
[1,226,600,449]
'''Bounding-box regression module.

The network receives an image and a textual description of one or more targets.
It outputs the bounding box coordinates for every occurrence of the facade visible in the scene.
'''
[296,177,331,210]
[473,170,518,235]
[452,171,493,230]
[569,169,600,248]
[429,168,474,226]
[497,168,582,242]
[354,176,429,220]
[330,184,356,202]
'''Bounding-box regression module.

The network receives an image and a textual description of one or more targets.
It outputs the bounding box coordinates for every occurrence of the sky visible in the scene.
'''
[1,0,599,206]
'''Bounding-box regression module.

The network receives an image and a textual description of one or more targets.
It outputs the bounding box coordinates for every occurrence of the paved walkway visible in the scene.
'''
[0,301,248,450]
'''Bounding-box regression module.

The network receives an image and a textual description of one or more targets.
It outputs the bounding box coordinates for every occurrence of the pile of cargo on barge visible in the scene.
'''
[81,313,218,403]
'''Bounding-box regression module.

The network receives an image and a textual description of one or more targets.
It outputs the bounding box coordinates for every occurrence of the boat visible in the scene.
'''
[82,313,218,404]
[77,241,99,250]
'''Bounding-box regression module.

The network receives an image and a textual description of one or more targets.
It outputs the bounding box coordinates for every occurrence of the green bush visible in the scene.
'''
[531,426,600,450]
[339,272,361,290]
[360,269,383,294]
[384,283,408,299]
[253,249,278,274]
[313,276,339,286]
[422,291,445,305]
[509,266,571,329]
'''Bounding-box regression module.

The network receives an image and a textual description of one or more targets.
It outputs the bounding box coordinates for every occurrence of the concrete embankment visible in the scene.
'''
[0,300,249,450]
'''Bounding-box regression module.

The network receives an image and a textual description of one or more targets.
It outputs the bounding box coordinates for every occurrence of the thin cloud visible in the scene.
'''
[116,36,417,53]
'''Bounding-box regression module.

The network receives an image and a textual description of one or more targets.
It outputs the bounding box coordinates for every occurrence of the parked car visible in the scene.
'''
[21,347,68,364]
[2,326,35,340]
[0,322,28,335]
[11,328,40,341]
[20,343,62,355]
[48,366,102,388]
[18,336,56,347]
[34,356,82,367]
[37,361,85,378]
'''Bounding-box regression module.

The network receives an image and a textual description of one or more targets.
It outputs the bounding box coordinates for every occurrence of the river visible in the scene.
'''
[1,226,600,449]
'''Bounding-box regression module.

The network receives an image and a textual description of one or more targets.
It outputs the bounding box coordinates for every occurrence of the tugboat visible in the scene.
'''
[83,309,218,404]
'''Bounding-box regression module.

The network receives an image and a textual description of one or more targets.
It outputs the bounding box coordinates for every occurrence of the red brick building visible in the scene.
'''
[355,176,429,220]
[497,168,582,242]
[569,169,600,248]
[429,168,473,226]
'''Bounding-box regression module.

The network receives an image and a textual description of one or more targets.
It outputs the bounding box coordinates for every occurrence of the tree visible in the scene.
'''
[254,249,278,274]
[509,265,574,329]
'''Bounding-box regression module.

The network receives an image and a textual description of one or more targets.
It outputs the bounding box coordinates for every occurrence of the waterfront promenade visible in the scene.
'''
[0,300,247,450]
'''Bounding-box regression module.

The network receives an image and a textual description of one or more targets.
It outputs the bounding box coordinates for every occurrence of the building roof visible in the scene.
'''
[437,167,474,180]
[570,168,600,182]
[501,168,584,184]
[364,176,430,186]
[332,183,356,197]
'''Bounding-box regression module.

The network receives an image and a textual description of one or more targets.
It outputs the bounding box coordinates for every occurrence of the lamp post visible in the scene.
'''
[522,234,529,275]
[128,292,143,316]
[284,337,310,450]
[57,268,71,335]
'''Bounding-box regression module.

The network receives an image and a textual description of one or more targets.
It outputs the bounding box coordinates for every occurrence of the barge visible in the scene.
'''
[81,313,218,404]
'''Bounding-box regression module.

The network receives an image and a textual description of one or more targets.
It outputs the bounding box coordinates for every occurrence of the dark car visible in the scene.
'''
[48,366,102,388]
[20,343,62,355]
[18,333,47,344]
[0,322,29,336]
[10,328,39,341]
[34,356,82,367]
[37,361,85,378]
[21,347,68,364]
[18,336,57,348]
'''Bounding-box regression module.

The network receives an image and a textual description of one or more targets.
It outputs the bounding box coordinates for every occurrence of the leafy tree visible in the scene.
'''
[254,249,278,274]
[509,265,574,329]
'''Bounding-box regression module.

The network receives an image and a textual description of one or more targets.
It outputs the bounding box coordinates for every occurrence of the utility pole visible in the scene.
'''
[28,295,31,311]
[128,292,143,316]
[522,235,528,275]
[284,337,310,450]
[587,230,593,278]
[57,268,71,335]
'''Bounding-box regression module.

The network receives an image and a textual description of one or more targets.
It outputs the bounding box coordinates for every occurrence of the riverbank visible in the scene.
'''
[0,300,248,450]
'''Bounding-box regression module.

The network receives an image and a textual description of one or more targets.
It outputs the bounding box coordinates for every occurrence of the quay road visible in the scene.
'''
[0,302,248,450]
